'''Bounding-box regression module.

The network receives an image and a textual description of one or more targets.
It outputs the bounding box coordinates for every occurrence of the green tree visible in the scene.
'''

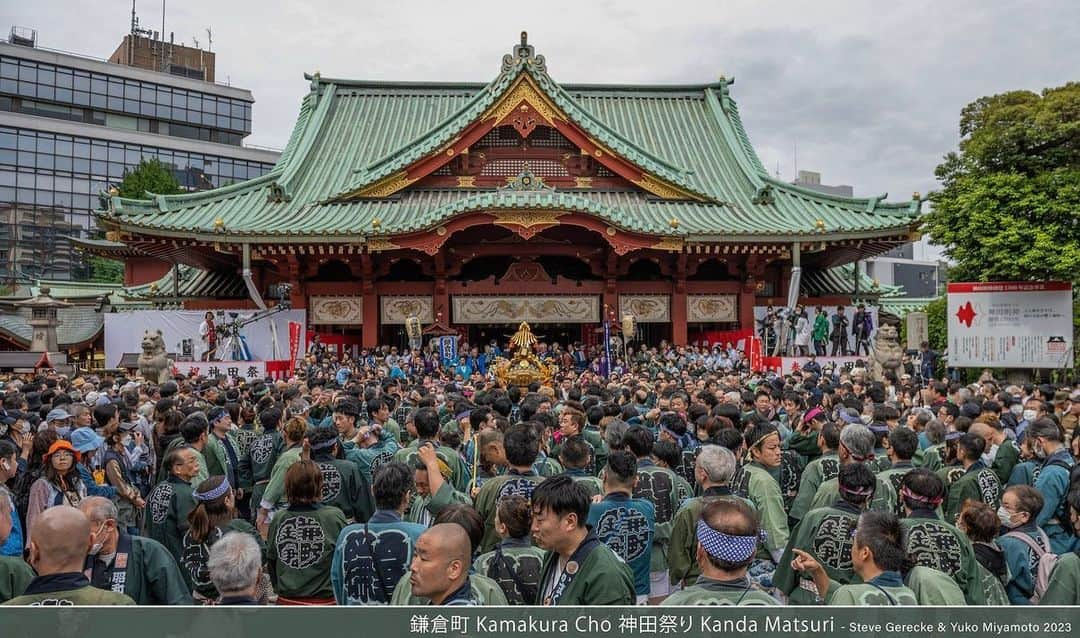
[116,158,182,199]
[79,159,184,284]
[924,82,1080,283]
[86,255,124,284]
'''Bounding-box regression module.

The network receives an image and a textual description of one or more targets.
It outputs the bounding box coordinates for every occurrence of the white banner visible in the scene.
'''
[762,356,863,375]
[173,360,265,382]
[103,310,306,369]
[947,282,1073,369]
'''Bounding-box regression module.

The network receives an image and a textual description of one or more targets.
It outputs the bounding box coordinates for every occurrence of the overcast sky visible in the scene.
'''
[4,1,1077,256]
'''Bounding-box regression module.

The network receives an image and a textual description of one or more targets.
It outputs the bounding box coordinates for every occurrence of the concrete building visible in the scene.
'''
[0,26,278,282]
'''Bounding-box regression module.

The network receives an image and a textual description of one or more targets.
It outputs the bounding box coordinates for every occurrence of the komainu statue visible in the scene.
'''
[137,330,173,384]
[869,323,903,382]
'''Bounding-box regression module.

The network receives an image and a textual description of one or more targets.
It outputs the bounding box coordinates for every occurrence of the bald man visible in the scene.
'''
[408,523,476,605]
[4,506,134,605]
[969,421,1019,486]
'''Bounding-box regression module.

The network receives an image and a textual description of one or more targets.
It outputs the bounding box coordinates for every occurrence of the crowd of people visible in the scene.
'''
[0,337,1078,607]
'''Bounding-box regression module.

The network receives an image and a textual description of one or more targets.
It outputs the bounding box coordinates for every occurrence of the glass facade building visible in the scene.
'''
[0,40,278,281]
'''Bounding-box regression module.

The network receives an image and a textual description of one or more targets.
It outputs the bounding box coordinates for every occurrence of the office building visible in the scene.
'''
[0,26,278,281]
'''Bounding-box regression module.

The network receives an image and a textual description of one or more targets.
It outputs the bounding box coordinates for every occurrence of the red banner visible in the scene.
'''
[288,322,301,364]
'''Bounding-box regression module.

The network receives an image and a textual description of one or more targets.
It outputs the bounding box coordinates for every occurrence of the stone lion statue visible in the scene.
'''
[137,329,173,384]
[869,323,903,382]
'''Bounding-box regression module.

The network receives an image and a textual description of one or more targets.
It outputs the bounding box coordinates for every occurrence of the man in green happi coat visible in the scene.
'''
[662,498,777,605]
[531,476,634,605]
[266,462,348,603]
[406,443,471,526]
[669,445,755,586]
[807,424,897,515]
[394,407,470,494]
[731,422,789,563]
[474,424,544,553]
[788,420,841,523]
[898,468,985,604]
[1039,490,1080,605]
[968,422,1019,487]
[4,507,134,606]
[557,437,603,498]
[307,429,375,524]
[237,407,285,522]
[775,463,877,604]
[625,425,681,602]
[876,426,920,518]
[144,446,200,564]
[942,433,1001,525]
[80,497,191,605]
[789,511,917,605]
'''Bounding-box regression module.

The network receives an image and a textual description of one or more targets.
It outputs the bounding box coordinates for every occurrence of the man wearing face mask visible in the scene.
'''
[43,407,73,438]
[997,485,1051,604]
[3,506,135,605]
[969,422,1019,486]
[1016,399,1045,441]
[77,497,191,605]
[1025,418,1076,554]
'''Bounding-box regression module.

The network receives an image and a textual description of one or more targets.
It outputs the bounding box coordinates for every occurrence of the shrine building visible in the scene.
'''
[86,33,923,349]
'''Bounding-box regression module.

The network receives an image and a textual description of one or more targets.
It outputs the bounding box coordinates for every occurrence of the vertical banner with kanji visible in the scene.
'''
[288,321,301,366]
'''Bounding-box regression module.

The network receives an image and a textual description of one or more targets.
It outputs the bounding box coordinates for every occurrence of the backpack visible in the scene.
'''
[1003,529,1057,604]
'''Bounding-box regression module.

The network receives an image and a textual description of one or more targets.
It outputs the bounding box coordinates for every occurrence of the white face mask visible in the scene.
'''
[997,506,1026,529]
[1022,409,1037,422]
[981,444,999,466]
[1010,404,1024,416]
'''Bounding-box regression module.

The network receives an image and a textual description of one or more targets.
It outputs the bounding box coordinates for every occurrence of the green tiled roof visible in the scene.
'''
[124,265,248,301]
[879,297,939,318]
[102,37,922,242]
[801,263,905,299]
[0,306,104,348]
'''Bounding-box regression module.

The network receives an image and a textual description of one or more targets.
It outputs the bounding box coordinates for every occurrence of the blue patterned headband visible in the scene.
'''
[310,436,340,451]
[193,478,231,502]
[696,519,765,563]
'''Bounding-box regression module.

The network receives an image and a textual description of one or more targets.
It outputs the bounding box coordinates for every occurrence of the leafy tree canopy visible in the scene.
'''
[925,82,1080,283]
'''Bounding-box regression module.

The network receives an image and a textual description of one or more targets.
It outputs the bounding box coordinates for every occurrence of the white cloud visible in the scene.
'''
[3,0,1077,203]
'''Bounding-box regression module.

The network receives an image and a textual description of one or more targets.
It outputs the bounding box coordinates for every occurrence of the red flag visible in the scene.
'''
[289,322,301,365]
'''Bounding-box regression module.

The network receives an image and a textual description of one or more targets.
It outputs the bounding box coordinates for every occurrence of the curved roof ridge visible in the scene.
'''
[529,68,701,194]
[335,34,708,201]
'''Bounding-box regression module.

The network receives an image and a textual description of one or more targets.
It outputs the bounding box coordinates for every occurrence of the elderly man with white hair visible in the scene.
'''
[667,445,750,588]
[207,531,264,605]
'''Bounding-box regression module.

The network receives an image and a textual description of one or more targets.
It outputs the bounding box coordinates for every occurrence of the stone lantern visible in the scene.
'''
[15,286,72,353]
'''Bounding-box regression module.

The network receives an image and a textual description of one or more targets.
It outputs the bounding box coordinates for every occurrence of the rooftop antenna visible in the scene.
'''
[160,0,166,73]
[793,141,798,180]
[206,27,213,52]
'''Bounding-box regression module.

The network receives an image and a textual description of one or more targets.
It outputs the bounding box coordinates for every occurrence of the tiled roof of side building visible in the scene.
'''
[801,263,906,299]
